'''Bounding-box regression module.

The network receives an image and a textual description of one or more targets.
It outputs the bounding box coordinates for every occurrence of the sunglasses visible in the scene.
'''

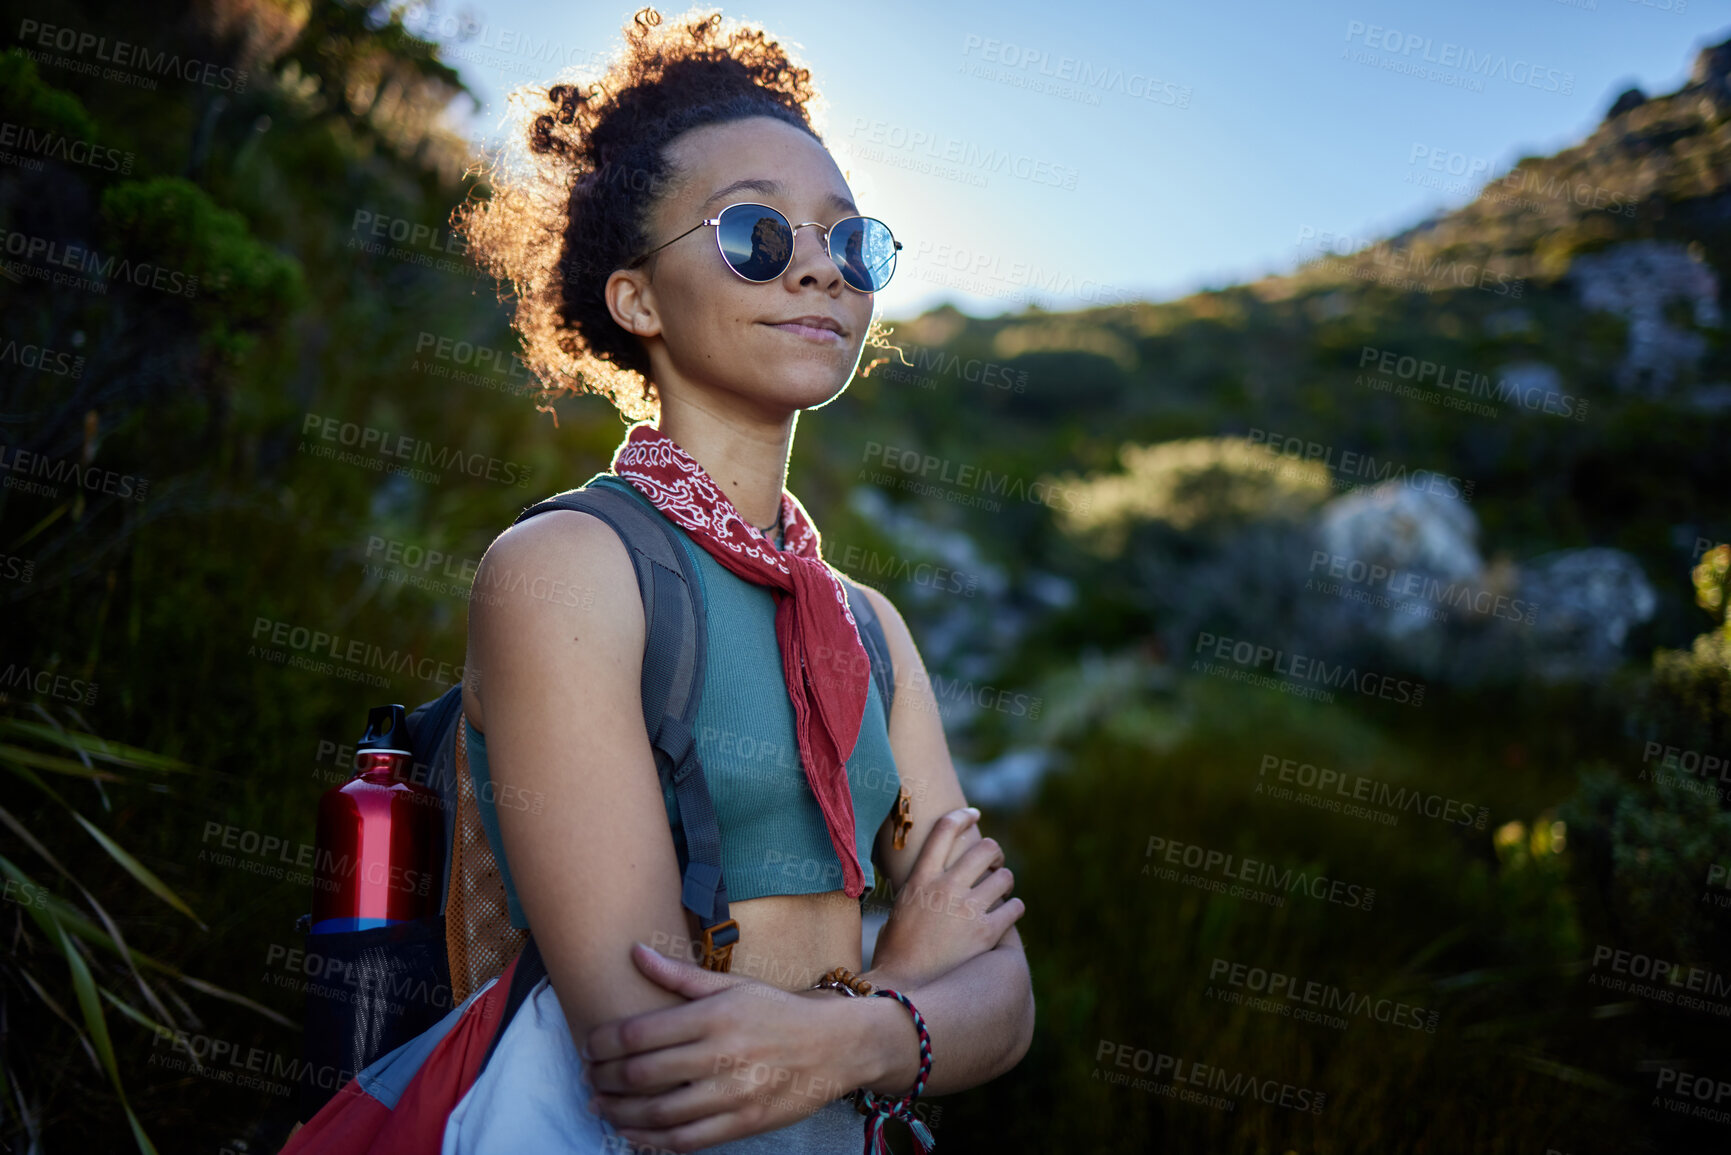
[628,201,902,293]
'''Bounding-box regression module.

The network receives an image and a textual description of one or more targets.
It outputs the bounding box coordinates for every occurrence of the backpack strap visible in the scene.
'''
[480,934,548,1071]
[840,577,896,717]
[407,682,465,916]
[511,478,738,970]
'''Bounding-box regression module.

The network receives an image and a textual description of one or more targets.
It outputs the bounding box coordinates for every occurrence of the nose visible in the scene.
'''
[785,221,842,291]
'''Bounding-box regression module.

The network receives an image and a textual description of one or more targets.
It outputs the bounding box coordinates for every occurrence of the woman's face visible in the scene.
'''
[609,116,877,420]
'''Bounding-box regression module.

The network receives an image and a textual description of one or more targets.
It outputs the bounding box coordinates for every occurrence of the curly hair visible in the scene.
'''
[457,6,890,422]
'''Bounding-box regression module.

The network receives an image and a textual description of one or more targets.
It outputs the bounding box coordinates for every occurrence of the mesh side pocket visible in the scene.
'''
[297,913,453,1121]
[448,716,529,1004]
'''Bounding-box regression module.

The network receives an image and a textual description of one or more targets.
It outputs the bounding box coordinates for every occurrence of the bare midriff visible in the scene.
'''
[464,682,867,993]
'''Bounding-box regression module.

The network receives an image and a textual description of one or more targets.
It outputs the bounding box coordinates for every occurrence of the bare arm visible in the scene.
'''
[467,510,693,1043]
[849,584,1035,1095]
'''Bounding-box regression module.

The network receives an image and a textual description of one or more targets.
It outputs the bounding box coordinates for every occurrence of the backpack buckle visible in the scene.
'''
[700,919,739,972]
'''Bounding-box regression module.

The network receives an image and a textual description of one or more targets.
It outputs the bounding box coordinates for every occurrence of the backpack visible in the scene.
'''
[290,473,897,1132]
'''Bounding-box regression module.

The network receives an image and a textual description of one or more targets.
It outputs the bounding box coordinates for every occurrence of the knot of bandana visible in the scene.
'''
[610,422,872,898]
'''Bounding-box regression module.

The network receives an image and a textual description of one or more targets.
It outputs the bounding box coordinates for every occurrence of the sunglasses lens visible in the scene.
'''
[828,217,898,292]
[716,204,793,281]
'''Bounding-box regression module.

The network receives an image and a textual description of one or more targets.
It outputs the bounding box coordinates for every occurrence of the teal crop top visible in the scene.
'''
[466,481,901,929]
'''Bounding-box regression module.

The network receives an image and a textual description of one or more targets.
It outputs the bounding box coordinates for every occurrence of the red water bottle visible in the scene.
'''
[309,704,443,934]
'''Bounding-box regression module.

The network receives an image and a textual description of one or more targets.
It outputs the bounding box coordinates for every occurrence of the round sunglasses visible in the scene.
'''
[628,201,902,293]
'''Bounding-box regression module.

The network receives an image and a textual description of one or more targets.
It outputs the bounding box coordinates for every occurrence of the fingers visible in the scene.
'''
[593,1073,732,1135]
[971,863,1016,911]
[587,1037,709,1095]
[983,895,1026,945]
[908,806,980,883]
[944,835,1005,888]
[585,999,713,1065]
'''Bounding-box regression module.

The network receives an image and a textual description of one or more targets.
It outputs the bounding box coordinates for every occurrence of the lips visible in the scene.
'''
[768,315,846,336]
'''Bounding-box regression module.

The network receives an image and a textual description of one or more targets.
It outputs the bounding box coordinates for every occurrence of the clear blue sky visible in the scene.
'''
[413,0,1731,319]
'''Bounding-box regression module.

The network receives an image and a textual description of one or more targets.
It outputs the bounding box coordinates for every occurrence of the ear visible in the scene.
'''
[606,267,661,341]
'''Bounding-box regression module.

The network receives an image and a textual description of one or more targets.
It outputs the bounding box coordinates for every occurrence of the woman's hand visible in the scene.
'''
[583,942,869,1152]
[866,806,1024,991]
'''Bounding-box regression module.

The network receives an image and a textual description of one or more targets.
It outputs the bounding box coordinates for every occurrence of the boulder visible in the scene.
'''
[1516,547,1658,681]
[1569,240,1720,394]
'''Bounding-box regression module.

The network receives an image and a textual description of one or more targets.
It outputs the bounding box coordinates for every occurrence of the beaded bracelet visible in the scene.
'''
[853,987,935,1155]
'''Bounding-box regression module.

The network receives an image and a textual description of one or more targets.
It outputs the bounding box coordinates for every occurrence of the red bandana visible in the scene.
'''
[610,422,872,898]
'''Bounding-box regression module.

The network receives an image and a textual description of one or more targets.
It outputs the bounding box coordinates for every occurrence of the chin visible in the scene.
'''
[747,345,865,410]
[749,368,854,413]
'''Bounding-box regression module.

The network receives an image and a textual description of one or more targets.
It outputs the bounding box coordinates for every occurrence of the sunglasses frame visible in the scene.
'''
[628,201,902,293]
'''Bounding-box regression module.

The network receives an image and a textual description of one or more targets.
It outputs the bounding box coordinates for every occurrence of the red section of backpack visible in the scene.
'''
[279,949,524,1155]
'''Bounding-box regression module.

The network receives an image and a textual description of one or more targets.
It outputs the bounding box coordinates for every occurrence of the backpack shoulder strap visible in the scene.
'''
[840,577,897,717]
[511,477,737,967]
[407,683,466,916]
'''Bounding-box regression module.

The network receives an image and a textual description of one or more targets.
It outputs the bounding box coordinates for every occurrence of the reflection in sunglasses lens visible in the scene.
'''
[829,217,896,292]
[718,205,792,281]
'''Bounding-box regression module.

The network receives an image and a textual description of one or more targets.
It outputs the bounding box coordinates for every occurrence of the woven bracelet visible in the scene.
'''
[854,987,935,1155]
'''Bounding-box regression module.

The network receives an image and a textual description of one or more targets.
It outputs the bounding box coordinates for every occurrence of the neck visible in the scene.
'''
[655,388,797,532]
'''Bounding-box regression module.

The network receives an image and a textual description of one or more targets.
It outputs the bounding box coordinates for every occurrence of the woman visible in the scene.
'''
[454,8,1034,1151]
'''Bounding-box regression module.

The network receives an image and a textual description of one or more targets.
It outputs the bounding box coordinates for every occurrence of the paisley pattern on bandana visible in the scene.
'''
[611,422,873,898]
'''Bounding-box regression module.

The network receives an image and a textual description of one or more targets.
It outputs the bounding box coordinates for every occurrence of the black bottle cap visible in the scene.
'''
[357,704,412,756]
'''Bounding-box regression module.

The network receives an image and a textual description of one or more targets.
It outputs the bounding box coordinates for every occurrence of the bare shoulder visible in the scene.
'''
[463,509,642,727]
